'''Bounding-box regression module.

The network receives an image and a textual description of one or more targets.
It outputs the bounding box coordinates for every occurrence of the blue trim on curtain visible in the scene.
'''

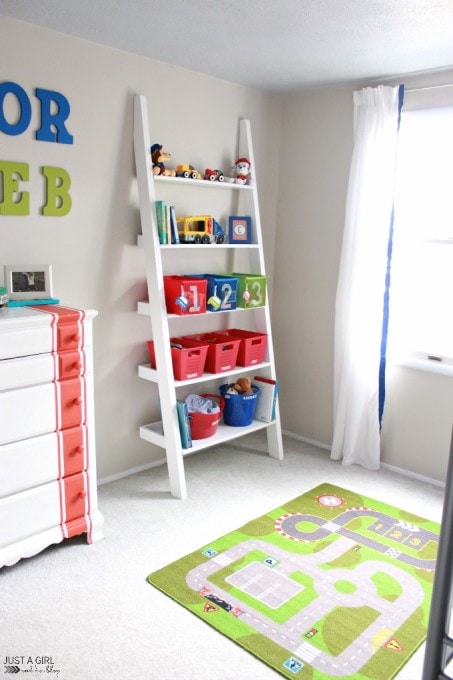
[379,84,405,427]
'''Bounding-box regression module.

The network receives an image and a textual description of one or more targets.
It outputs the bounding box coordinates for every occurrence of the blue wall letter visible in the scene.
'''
[35,88,74,144]
[0,82,32,136]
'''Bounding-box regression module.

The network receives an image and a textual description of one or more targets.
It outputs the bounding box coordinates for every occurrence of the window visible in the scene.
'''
[389,106,453,365]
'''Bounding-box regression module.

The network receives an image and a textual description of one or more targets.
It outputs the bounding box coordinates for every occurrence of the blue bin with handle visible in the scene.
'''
[219,384,260,426]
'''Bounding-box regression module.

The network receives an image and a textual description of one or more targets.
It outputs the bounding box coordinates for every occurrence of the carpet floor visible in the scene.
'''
[1,433,446,680]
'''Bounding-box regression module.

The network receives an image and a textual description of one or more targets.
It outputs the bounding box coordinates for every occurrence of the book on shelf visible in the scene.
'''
[169,205,179,244]
[253,375,280,423]
[176,400,192,449]
[154,199,168,244]
[166,204,172,244]
[7,298,60,307]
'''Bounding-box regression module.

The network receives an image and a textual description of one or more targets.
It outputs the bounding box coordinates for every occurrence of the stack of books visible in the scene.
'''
[155,200,179,245]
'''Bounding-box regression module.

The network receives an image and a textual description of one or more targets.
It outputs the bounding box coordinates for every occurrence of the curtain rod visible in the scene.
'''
[405,82,453,92]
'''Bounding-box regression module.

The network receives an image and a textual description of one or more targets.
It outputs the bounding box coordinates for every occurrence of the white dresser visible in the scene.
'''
[0,305,104,568]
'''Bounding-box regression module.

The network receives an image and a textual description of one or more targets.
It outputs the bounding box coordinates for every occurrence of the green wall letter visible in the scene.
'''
[41,166,72,216]
[0,160,30,215]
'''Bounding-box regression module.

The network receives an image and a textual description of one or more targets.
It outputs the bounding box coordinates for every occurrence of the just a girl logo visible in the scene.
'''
[3,656,60,676]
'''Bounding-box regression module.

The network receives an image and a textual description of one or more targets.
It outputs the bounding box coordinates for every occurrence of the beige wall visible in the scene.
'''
[0,17,282,480]
[273,86,354,449]
[2,15,452,485]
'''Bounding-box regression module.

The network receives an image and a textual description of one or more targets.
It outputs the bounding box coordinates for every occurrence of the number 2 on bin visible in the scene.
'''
[221,282,233,309]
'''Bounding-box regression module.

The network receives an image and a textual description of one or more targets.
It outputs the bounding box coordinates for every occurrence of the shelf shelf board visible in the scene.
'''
[155,175,254,191]
[138,361,272,385]
[137,235,259,250]
[140,419,272,454]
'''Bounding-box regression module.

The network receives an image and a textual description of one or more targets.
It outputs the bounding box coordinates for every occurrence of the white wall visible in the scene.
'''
[274,71,453,484]
[0,16,282,480]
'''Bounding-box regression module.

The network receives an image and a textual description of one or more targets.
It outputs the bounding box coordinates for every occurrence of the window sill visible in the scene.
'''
[398,357,453,377]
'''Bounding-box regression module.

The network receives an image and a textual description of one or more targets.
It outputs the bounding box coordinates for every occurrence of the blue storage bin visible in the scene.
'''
[205,275,238,312]
[219,383,260,426]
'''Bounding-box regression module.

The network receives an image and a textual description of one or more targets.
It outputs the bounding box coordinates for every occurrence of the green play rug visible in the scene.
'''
[147,483,439,679]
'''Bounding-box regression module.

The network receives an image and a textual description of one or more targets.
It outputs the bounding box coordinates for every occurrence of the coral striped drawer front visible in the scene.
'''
[0,305,103,568]
[0,425,93,498]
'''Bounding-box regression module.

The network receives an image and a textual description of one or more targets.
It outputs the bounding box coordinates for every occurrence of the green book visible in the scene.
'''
[154,200,167,244]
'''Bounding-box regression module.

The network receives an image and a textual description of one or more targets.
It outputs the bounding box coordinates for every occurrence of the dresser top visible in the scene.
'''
[0,306,97,331]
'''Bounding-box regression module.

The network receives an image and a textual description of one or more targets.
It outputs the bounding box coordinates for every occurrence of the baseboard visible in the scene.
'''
[97,432,446,491]
[97,456,166,486]
[282,429,445,489]
[281,429,331,451]
[380,461,445,488]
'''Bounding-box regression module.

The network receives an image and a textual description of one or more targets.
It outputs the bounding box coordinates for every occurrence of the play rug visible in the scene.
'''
[147,483,439,679]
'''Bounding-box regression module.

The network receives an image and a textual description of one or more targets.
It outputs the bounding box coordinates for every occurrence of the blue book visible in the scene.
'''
[169,205,179,244]
[7,298,60,307]
[176,400,192,449]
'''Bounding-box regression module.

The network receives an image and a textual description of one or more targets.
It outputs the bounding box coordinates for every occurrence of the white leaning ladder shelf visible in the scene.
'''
[133,94,284,499]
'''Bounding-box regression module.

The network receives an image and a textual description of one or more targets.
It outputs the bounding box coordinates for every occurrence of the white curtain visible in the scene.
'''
[331,85,402,470]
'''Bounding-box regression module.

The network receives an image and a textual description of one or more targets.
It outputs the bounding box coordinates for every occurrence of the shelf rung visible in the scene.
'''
[138,362,272,385]
[139,419,274,454]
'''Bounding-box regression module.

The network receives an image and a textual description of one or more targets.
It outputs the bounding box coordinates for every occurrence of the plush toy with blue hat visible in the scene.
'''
[150,143,176,176]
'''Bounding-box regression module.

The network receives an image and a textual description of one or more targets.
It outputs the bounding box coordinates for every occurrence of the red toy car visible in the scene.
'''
[204,168,225,182]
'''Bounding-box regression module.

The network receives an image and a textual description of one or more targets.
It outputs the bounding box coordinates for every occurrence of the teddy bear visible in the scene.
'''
[150,143,176,176]
[226,376,253,394]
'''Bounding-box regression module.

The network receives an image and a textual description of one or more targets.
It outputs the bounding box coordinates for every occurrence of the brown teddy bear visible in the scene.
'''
[150,144,176,176]
[226,376,253,394]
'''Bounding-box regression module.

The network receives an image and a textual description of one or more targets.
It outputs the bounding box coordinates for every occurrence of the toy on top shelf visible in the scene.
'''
[176,215,225,244]
[204,168,225,182]
[176,164,203,180]
[233,157,252,185]
[151,144,176,176]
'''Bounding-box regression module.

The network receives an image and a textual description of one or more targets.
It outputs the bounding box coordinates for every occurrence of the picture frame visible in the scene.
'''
[228,216,252,244]
[4,264,53,300]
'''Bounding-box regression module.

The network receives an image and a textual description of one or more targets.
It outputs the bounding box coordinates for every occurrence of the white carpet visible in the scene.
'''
[1,433,445,680]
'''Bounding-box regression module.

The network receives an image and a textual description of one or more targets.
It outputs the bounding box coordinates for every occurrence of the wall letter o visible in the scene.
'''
[0,82,32,136]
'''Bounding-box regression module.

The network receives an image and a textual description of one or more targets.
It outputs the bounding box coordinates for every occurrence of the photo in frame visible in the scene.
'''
[4,264,53,300]
[228,216,252,244]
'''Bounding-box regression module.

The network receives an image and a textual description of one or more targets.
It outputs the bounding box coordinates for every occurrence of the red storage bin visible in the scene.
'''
[147,337,209,380]
[188,394,224,439]
[183,333,241,373]
[163,275,207,315]
[216,329,268,366]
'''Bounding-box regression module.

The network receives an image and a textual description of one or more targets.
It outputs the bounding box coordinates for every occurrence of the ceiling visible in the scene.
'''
[1,0,453,92]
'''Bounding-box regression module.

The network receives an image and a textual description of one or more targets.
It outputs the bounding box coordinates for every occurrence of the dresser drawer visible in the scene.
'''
[0,350,91,391]
[0,378,94,445]
[0,425,93,497]
[0,307,96,360]
[0,471,92,548]
[0,481,61,547]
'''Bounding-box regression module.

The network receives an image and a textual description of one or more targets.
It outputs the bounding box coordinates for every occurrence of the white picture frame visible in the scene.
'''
[4,264,53,300]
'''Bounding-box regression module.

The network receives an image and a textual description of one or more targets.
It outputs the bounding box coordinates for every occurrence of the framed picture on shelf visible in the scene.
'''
[4,264,53,300]
[228,216,252,244]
